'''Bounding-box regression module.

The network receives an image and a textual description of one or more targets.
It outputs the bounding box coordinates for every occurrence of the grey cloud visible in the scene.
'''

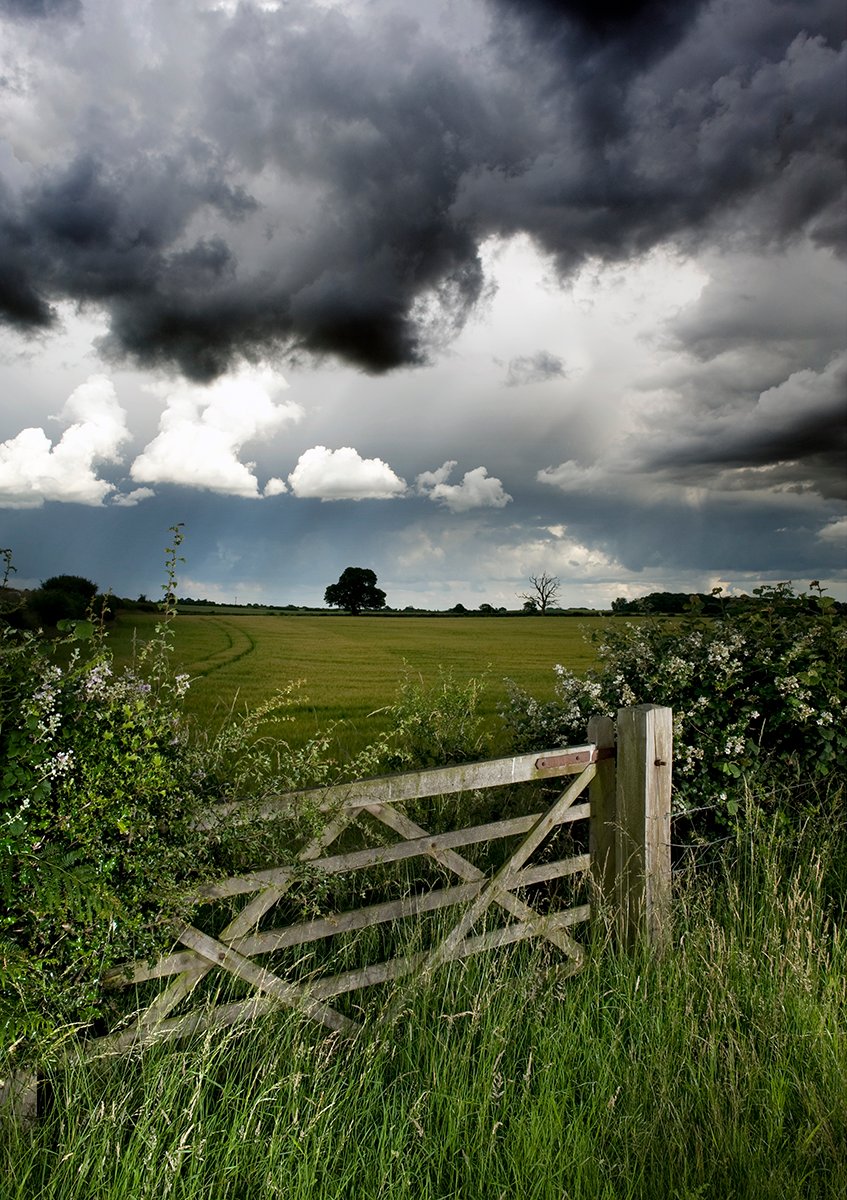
[0,0,80,18]
[631,250,847,501]
[0,0,844,378]
[646,355,847,501]
[505,350,568,387]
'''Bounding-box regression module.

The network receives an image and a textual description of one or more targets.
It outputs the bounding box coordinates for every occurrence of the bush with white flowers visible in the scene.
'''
[0,614,217,1054]
[501,584,846,825]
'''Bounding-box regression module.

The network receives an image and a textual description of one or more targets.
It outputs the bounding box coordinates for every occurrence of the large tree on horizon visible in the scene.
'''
[324,567,387,615]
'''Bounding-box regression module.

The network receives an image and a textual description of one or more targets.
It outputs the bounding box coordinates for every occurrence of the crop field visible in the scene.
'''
[106,611,609,753]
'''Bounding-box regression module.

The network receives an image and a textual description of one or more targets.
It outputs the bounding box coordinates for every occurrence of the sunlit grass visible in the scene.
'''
[105,612,608,754]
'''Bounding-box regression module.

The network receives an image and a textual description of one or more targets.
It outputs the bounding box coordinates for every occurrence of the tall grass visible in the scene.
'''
[3,807,844,1199]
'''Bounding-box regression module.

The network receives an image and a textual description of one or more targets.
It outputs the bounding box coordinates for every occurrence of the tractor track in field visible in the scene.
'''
[183,619,257,678]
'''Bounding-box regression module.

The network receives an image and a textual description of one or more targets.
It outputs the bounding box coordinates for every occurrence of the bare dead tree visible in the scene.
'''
[518,572,561,614]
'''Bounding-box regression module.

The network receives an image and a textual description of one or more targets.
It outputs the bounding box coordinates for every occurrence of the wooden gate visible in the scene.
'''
[95,705,672,1051]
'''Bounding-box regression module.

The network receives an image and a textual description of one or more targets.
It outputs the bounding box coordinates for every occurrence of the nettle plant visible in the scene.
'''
[501,583,845,827]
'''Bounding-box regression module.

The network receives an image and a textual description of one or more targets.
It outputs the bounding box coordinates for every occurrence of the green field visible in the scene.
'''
[106,611,607,753]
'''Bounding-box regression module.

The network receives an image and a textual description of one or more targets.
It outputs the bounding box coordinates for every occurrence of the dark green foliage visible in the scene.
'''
[24,577,105,629]
[40,576,98,604]
[0,534,226,1059]
[26,587,87,626]
[324,566,386,614]
[610,588,847,616]
[0,616,214,1056]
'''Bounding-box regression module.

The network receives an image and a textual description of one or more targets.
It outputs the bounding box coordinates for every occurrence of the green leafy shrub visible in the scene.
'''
[1,630,213,1057]
[0,532,255,1063]
[501,584,846,827]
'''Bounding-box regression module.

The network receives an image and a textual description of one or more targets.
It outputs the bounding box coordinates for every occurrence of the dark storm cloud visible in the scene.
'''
[634,250,847,501]
[644,353,847,501]
[0,0,844,378]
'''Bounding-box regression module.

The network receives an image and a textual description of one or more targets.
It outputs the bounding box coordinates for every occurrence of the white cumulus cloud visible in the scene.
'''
[536,460,606,494]
[416,462,512,513]
[130,365,302,498]
[0,374,129,508]
[288,445,407,501]
[818,517,847,543]
[415,461,457,493]
[263,476,288,497]
[111,487,156,507]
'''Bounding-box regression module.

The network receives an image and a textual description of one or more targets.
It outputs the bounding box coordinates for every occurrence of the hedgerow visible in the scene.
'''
[501,583,846,828]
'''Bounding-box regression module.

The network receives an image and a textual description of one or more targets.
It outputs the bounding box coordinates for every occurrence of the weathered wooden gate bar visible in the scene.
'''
[105,852,593,989]
[96,903,594,1056]
[406,765,596,983]
[363,801,587,968]
[192,803,592,901]
[193,745,607,829]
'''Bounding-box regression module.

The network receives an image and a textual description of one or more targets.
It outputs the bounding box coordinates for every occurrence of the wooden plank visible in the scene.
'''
[90,904,594,1054]
[177,924,355,1034]
[615,705,672,949]
[414,765,595,976]
[194,745,600,829]
[238,882,481,955]
[310,905,592,1000]
[366,803,587,964]
[0,1069,39,1124]
[106,854,591,988]
[86,994,281,1056]
[588,714,617,904]
[516,854,591,888]
[193,806,590,901]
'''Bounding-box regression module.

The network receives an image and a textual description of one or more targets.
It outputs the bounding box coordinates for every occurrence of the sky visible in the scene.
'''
[0,0,845,610]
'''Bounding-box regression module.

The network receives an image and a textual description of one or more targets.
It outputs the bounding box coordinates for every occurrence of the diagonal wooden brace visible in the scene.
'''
[367,762,595,976]
[365,803,585,965]
[412,763,595,977]
[126,805,358,1040]
[177,924,356,1035]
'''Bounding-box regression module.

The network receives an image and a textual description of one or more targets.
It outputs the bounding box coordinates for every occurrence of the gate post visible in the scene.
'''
[588,714,616,912]
[614,705,672,949]
[0,1068,39,1125]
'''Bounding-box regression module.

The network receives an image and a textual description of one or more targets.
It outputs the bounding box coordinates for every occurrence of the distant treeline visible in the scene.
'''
[610,590,847,616]
[173,598,600,617]
[5,585,844,629]
[174,592,847,618]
